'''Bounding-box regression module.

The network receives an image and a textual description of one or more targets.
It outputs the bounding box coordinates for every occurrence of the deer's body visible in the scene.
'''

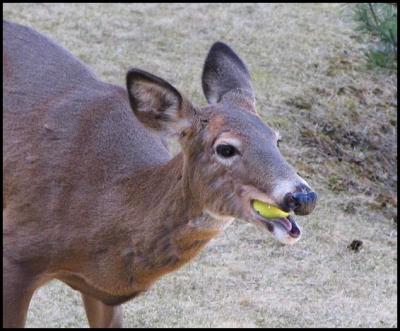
[3,20,317,328]
[3,21,225,325]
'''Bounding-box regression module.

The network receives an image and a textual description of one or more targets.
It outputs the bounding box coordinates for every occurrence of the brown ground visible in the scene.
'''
[3,3,397,328]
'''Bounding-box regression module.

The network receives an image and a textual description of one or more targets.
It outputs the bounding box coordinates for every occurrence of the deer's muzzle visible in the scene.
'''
[284,191,317,215]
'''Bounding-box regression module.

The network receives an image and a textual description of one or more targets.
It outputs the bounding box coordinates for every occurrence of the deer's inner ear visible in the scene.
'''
[126,69,193,136]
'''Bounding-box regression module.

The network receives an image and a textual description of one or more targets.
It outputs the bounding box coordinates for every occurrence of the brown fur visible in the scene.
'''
[3,21,316,328]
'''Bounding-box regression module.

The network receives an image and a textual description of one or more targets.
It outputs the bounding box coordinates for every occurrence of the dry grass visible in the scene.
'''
[3,3,397,328]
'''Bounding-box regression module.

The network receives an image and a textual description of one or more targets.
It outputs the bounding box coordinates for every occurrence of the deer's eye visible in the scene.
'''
[277,139,282,147]
[216,144,237,158]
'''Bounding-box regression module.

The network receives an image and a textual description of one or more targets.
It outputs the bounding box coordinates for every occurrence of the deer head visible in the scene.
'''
[126,42,317,245]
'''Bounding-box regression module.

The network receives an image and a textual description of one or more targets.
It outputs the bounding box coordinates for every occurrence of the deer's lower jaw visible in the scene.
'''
[249,205,302,245]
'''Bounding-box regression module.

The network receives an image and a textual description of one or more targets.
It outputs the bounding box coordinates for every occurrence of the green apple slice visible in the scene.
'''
[252,199,289,219]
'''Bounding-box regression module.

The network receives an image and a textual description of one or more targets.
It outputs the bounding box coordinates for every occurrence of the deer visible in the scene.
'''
[3,20,317,328]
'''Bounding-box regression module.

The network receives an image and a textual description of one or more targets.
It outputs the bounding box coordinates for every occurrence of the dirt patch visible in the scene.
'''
[348,239,363,252]
[287,52,397,217]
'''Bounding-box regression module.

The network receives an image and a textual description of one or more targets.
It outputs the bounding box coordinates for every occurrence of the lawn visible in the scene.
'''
[3,3,397,328]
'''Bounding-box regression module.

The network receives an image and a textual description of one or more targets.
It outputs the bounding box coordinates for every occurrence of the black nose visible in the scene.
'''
[284,190,317,215]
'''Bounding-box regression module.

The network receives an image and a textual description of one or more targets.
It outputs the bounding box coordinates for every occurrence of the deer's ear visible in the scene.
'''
[126,69,194,136]
[202,42,255,105]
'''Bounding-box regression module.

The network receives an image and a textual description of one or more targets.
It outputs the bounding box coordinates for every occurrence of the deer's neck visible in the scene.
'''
[113,153,231,283]
[124,152,202,224]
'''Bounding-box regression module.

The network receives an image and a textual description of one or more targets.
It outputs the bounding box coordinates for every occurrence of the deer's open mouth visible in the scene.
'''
[250,201,301,243]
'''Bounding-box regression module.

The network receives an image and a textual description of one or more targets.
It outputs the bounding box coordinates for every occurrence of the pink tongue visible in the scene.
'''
[277,218,292,231]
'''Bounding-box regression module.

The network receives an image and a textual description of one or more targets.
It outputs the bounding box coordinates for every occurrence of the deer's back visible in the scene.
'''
[3,21,170,257]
